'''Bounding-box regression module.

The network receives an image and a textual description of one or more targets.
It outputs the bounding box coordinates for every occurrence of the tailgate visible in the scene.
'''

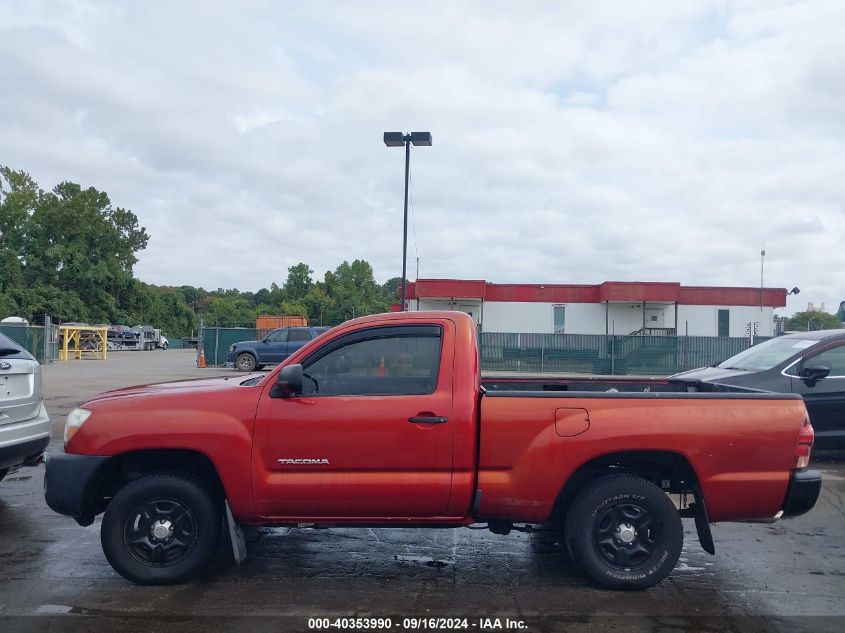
[0,359,42,426]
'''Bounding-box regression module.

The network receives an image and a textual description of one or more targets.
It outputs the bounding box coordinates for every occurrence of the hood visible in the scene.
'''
[670,365,752,383]
[83,373,263,406]
[231,339,259,348]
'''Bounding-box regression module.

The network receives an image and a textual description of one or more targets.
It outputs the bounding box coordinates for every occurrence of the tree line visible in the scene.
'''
[4,166,841,338]
[0,167,402,337]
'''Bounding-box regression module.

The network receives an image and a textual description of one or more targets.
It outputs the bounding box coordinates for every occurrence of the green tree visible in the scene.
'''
[283,263,314,301]
[0,168,38,297]
[381,276,406,304]
[0,292,19,317]
[303,285,335,326]
[0,168,150,324]
[205,296,255,327]
[785,310,841,332]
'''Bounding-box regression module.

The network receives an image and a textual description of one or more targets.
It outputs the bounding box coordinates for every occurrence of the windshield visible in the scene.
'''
[718,337,818,371]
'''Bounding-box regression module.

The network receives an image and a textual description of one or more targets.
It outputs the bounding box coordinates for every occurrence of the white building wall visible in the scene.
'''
[561,304,607,335]
[416,299,483,326]
[479,302,553,333]
[414,299,774,336]
[606,304,650,335]
[676,306,774,337]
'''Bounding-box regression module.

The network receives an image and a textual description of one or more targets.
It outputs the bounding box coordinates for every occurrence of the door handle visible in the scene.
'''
[408,416,448,424]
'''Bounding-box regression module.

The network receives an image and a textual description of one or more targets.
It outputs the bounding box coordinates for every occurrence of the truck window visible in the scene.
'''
[806,344,845,377]
[301,326,442,396]
[265,329,288,343]
[288,329,312,342]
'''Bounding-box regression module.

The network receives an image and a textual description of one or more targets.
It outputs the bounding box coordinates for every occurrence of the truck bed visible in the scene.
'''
[476,381,806,524]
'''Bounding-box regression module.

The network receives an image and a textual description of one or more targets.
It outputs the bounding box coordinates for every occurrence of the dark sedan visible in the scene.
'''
[672,329,845,449]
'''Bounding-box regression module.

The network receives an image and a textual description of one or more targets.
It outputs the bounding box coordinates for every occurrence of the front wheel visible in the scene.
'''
[564,475,683,590]
[235,353,256,372]
[101,473,221,585]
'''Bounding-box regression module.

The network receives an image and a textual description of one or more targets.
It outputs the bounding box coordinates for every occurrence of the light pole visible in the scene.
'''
[384,131,432,311]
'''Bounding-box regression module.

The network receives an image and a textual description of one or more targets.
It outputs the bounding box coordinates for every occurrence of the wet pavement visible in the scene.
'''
[1,350,843,632]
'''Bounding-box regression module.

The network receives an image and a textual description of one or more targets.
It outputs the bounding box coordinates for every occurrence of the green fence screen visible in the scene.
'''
[200,327,772,376]
[0,324,57,363]
[202,328,262,366]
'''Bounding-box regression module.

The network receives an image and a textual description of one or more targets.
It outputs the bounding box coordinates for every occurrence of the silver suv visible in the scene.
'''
[0,332,50,481]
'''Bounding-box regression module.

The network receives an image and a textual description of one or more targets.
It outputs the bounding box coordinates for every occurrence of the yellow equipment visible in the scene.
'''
[58,325,109,361]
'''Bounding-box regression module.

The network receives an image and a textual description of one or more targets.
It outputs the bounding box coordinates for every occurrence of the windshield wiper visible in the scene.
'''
[719,366,749,371]
[0,347,24,356]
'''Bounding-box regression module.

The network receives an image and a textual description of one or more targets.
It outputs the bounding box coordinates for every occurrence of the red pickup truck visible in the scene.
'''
[44,311,821,590]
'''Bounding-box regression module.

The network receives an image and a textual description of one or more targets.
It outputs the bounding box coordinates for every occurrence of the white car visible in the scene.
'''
[0,332,50,482]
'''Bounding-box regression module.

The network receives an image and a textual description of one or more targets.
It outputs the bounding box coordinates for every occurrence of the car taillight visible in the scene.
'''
[794,416,814,469]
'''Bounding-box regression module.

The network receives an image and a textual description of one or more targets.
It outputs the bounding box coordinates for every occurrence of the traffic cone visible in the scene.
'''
[198,351,206,368]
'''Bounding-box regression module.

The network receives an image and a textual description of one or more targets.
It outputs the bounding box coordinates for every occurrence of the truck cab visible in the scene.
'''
[44,311,820,590]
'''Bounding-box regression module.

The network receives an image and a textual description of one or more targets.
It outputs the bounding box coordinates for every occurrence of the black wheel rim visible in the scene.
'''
[123,498,199,567]
[593,502,660,569]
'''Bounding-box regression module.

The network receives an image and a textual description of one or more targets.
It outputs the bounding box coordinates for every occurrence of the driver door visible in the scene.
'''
[262,329,289,363]
[252,321,455,518]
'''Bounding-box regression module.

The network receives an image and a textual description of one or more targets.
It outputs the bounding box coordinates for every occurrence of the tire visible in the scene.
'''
[235,353,257,372]
[564,475,682,590]
[101,473,221,585]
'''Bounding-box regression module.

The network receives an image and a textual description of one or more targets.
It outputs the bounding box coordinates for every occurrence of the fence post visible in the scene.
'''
[197,318,204,366]
[214,328,220,366]
[43,316,51,363]
[541,338,545,373]
[610,322,616,376]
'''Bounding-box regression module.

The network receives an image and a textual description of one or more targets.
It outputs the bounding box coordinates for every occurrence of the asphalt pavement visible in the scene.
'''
[0,350,843,632]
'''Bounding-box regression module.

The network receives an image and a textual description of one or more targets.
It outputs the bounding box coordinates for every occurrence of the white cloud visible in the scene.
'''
[1,0,843,315]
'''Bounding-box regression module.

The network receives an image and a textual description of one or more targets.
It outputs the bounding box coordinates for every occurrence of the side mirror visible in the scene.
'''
[801,365,830,387]
[275,364,303,397]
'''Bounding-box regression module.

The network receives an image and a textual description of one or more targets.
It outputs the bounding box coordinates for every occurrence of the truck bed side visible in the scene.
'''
[477,390,807,523]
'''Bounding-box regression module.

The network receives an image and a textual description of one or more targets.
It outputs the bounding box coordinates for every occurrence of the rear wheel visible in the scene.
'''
[101,473,221,585]
[236,353,257,372]
[564,475,682,590]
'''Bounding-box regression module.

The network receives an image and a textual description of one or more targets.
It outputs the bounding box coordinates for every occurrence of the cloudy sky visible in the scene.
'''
[2,1,843,315]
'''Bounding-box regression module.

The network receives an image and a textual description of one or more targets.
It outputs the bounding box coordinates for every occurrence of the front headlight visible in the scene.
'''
[64,408,92,445]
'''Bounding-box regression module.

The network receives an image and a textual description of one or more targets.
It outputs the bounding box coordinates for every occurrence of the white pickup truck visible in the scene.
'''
[0,332,50,481]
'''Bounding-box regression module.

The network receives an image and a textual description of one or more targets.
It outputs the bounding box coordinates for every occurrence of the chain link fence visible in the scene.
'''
[480,332,771,375]
[199,326,772,375]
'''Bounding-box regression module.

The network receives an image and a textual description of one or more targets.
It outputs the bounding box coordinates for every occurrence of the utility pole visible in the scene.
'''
[760,243,766,312]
